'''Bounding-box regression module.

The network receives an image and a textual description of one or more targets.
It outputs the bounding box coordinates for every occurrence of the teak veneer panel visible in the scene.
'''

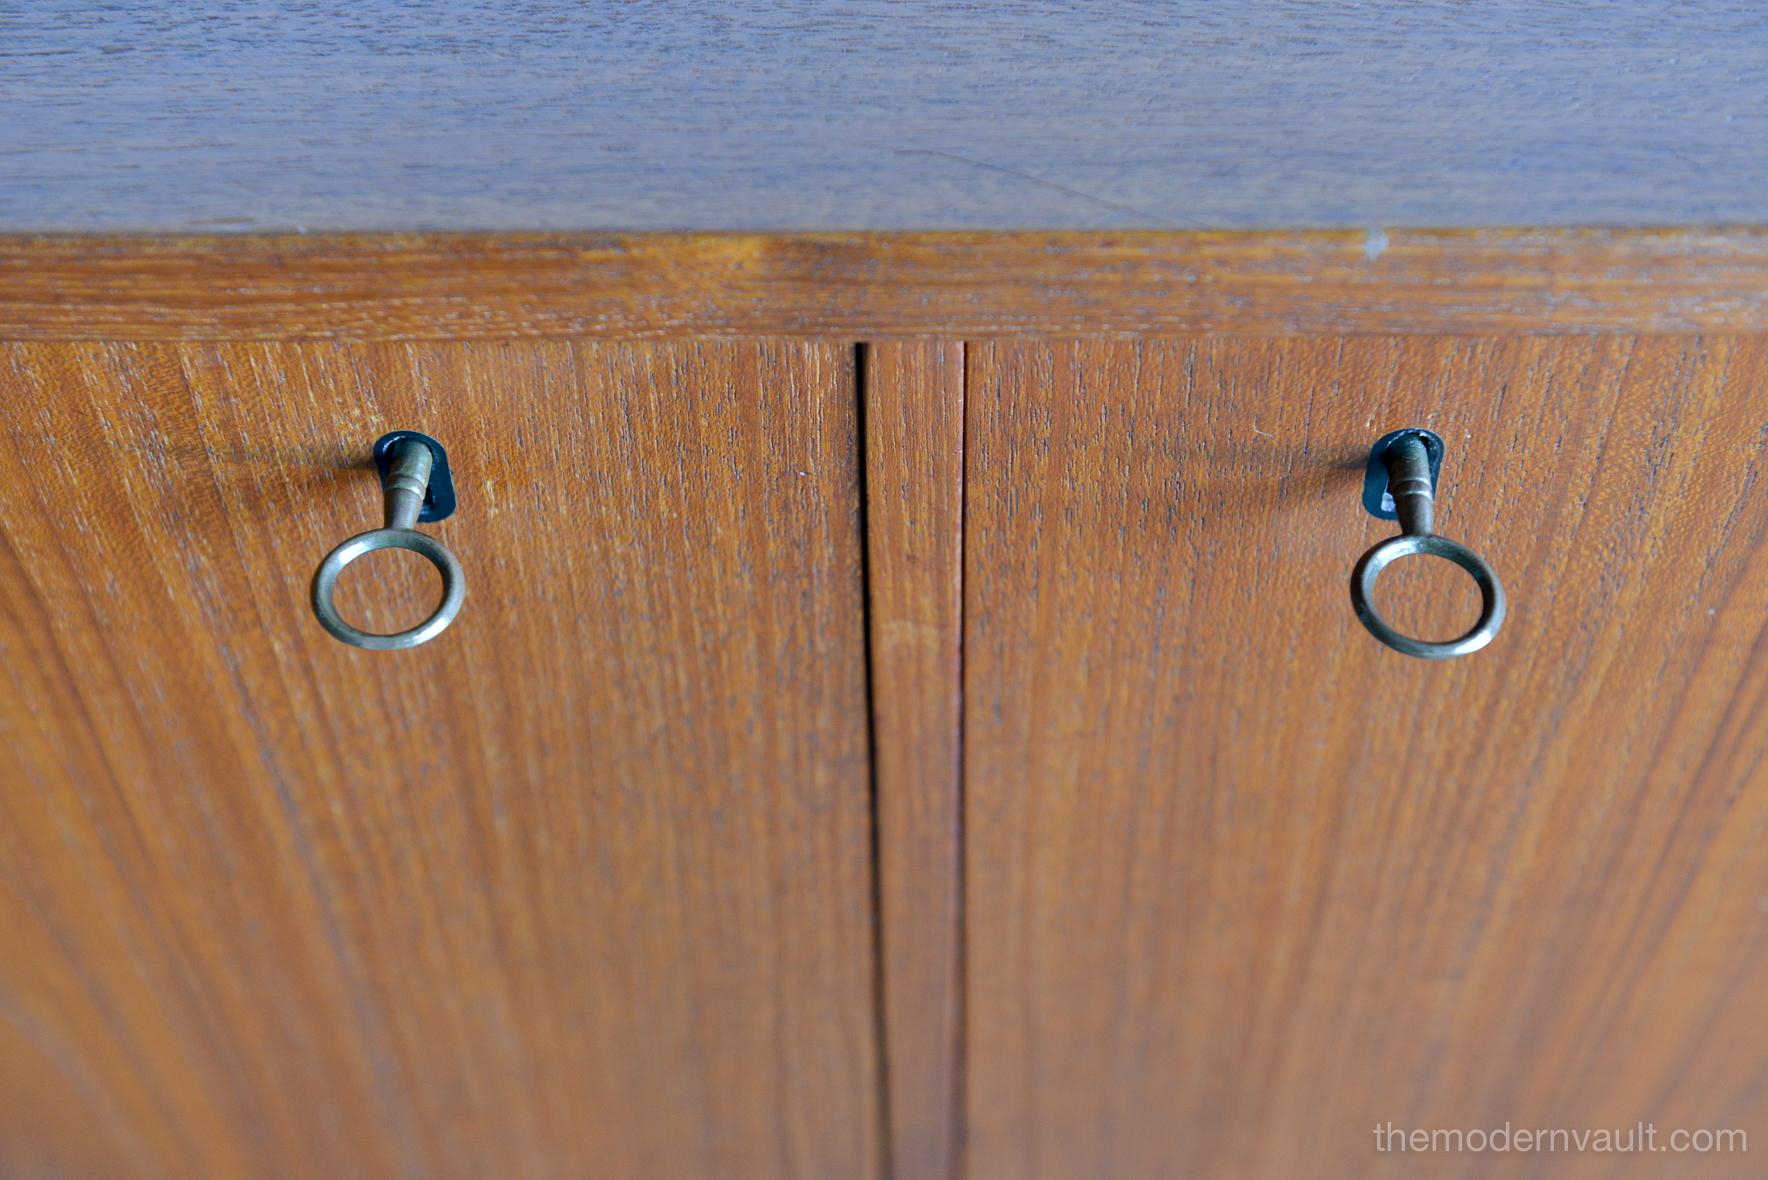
[3,231,1768,340]
[0,340,879,1180]
[963,338,1768,1179]
[6,232,1768,1180]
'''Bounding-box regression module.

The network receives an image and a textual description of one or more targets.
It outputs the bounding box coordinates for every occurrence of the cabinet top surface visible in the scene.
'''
[5,2,1766,233]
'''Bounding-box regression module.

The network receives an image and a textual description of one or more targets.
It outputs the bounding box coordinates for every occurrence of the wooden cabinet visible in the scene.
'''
[962,338,1768,1179]
[1,237,1766,1179]
[0,341,878,1178]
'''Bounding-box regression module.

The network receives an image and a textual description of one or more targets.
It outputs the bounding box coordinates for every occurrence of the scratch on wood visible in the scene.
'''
[891,149,1171,224]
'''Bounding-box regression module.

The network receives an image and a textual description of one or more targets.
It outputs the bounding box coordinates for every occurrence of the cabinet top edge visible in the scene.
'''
[3,229,1766,340]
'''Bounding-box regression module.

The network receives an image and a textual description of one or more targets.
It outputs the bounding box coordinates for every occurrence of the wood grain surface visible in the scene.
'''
[0,340,880,1180]
[6,3,1767,231]
[4,231,1768,341]
[863,342,966,1180]
[963,338,1768,1179]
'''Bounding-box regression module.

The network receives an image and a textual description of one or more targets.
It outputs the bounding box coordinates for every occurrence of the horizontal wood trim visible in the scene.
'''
[3,231,1767,340]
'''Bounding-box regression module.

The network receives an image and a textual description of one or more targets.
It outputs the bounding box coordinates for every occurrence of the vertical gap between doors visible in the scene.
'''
[855,342,896,1180]
[952,339,970,1180]
[858,340,969,1180]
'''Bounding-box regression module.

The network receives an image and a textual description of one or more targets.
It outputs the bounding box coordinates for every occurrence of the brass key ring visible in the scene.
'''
[311,433,466,651]
[1348,430,1506,660]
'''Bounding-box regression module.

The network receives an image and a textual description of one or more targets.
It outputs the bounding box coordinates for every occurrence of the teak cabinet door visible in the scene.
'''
[963,338,1768,1180]
[8,328,1768,1180]
[0,341,879,1180]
